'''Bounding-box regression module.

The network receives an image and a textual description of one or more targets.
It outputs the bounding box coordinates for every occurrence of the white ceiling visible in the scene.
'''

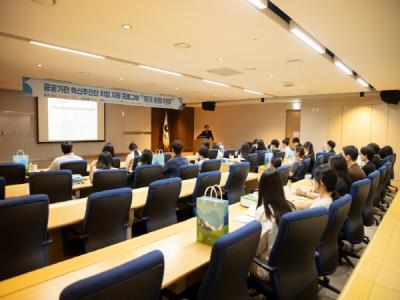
[0,0,397,104]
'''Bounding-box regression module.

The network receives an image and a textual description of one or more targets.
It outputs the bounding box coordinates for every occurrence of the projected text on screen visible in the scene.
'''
[48,98,98,141]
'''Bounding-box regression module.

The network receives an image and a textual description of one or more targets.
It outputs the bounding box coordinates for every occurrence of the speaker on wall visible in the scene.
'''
[380,90,400,105]
[202,101,216,111]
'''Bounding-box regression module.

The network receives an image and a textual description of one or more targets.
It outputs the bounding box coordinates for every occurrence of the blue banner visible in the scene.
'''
[22,77,184,110]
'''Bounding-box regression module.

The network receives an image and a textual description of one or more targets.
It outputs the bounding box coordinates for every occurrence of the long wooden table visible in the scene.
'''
[5,172,257,231]
[0,204,247,299]
[0,178,309,300]
[339,191,400,299]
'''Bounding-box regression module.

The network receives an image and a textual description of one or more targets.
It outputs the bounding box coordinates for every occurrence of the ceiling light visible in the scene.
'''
[121,24,132,29]
[269,75,274,79]
[290,25,325,54]
[243,89,263,95]
[30,41,105,59]
[119,78,124,81]
[247,0,267,9]
[357,77,369,88]
[334,60,352,75]
[138,65,182,76]
[173,43,191,49]
[300,86,304,89]
[218,57,224,61]
[202,79,230,87]
[36,64,43,67]
[175,87,179,90]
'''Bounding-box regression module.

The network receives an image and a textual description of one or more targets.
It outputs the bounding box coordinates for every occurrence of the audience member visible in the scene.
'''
[48,141,83,170]
[162,140,189,177]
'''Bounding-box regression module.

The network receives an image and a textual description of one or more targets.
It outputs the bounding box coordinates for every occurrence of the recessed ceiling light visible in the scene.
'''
[243,89,263,95]
[202,79,230,87]
[30,41,105,59]
[121,24,132,30]
[139,65,182,76]
[334,60,353,75]
[36,64,43,67]
[175,87,179,90]
[173,43,191,49]
[300,86,304,89]
[119,78,124,81]
[218,57,224,61]
[357,77,369,88]
[290,23,325,54]
[32,0,56,6]
[269,75,274,79]
[247,0,267,9]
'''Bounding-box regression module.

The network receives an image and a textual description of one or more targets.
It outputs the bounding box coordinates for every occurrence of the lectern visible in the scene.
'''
[193,138,213,154]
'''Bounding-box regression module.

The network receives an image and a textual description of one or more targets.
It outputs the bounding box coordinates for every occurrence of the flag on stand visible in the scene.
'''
[162,111,170,151]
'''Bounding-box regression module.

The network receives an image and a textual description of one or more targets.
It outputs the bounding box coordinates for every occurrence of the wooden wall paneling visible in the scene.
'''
[371,104,389,147]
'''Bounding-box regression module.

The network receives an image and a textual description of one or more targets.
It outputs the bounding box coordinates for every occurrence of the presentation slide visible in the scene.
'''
[38,97,105,142]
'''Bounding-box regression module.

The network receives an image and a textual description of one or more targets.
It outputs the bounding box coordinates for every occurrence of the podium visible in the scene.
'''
[193,138,213,154]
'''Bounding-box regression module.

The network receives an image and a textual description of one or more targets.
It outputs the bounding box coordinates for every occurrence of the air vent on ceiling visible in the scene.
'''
[286,59,304,64]
[206,67,242,76]
[283,81,295,87]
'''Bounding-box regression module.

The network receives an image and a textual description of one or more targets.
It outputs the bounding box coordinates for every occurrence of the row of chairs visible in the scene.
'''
[0,163,251,280]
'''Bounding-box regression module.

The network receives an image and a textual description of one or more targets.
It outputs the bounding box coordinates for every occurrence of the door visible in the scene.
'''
[285,110,301,147]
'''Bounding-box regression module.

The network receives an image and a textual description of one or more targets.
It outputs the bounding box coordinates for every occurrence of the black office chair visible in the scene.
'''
[143,177,182,232]
[290,157,310,182]
[196,221,261,299]
[0,194,51,280]
[60,250,165,300]
[223,162,250,204]
[81,188,132,252]
[131,155,141,172]
[223,149,236,158]
[178,164,199,180]
[340,178,371,267]
[29,170,73,203]
[189,171,221,215]
[313,152,333,173]
[112,156,121,168]
[363,170,380,226]
[246,153,259,173]
[382,162,393,205]
[132,165,163,189]
[276,165,290,186]
[250,207,328,300]
[0,176,5,200]
[60,160,88,176]
[164,153,172,163]
[0,162,26,185]
[200,159,221,173]
[92,169,128,193]
[316,194,351,293]
[208,149,219,159]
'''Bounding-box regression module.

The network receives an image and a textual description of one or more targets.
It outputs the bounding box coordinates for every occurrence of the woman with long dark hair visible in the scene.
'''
[329,154,351,196]
[251,169,295,280]
[102,143,115,157]
[89,151,114,181]
[294,164,339,209]
[303,141,315,173]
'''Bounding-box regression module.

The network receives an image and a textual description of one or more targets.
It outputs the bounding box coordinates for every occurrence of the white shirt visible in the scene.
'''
[48,153,83,170]
[250,205,279,281]
[310,196,332,209]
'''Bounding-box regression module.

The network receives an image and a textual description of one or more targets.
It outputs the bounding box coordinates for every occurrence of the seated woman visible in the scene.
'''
[250,169,295,281]
[329,154,351,196]
[288,145,305,177]
[89,151,114,181]
[102,143,116,157]
[303,141,315,173]
[127,149,152,186]
[293,164,339,210]
[125,143,140,173]
[239,143,251,160]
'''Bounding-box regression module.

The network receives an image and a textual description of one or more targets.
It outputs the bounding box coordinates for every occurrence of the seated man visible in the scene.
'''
[48,141,83,170]
[360,146,377,176]
[343,145,366,183]
[162,140,188,177]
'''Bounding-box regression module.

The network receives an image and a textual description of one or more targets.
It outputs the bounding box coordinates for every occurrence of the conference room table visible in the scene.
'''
[0,179,310,300]
[339,189,400,299]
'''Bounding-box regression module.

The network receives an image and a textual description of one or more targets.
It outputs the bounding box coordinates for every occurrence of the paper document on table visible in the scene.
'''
[235,214,255,224]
